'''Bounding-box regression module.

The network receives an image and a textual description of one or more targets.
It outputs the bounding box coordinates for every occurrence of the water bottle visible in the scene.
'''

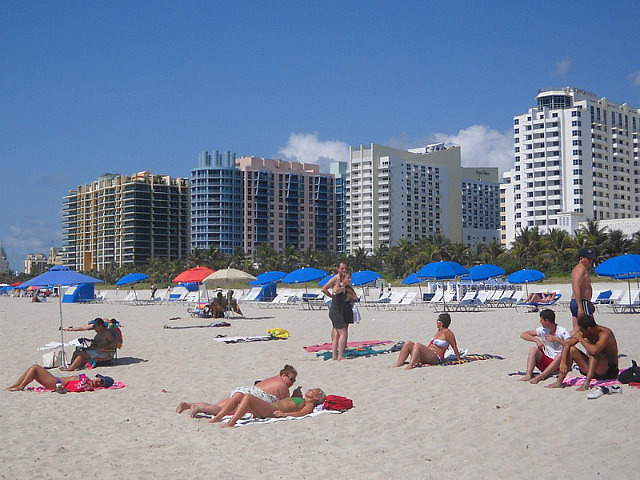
[55,382,63,393]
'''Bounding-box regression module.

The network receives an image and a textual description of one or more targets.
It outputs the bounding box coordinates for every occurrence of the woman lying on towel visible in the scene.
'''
[176,364,298,417]
[395,313,461,369]
[5,363,114,392]
[213,387,326,428]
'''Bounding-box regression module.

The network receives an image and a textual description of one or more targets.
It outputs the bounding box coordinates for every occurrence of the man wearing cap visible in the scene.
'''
[570,248,595,331]
[60,318,116,371]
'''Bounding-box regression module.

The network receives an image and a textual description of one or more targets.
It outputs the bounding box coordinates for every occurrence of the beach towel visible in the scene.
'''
[163,321,230,329]
[214,335,286,344]
[559,375,622,388]
[316,346,395,361]
[303,340,392,352]
[37,339,84,351]
[416,353,504,368]
[26,381,127,393]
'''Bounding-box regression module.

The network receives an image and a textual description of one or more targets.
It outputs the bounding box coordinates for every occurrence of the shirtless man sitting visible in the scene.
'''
[60,318,116,371]
[548,315,618,390]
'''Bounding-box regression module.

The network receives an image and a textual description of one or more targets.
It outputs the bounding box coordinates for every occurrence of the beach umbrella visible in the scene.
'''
[203,267,256,287]
[506,268,545,296]
[416,261,469,280]
[115,273,149,303]
[595,254,640,308]
[350,270,381,287]
[466,264,505,282]
[116,273,149,286]
[281,267,328,301]
[402,273,426,300]
[172,266,215,284]
[249,271,286,286]
[317,274,332,286]
[18,266,102,366]
[10,281,23,287]
[416,261,469,310]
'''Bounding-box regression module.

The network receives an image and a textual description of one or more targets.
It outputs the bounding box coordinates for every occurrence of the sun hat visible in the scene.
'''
[96,374,114,388]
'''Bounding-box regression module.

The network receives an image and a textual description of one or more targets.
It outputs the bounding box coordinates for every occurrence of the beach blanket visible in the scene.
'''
[26,381,127,393]
[417,353,504,368]
[304,340,392,352]
[559,375,621,388]
[214,335,286,344]
[316,346,395,361]
[164,321,230,329]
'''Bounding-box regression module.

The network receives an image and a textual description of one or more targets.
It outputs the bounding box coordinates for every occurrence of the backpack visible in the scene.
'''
[618,360,640,384]
[323,395,354,411]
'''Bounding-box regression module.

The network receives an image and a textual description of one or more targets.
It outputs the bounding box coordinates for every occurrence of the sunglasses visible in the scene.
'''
[285,374,296,383]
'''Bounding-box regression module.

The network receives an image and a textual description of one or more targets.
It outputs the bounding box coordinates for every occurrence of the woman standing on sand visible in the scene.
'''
[322,262,357,360]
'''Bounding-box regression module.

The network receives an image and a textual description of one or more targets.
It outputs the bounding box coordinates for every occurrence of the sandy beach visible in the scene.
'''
[1,284,638,479]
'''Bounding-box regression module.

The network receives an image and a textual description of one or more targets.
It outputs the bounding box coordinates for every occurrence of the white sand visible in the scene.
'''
[1,284,638,479]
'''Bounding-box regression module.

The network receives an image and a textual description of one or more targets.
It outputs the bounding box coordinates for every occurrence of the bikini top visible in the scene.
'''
[430,337,449,349]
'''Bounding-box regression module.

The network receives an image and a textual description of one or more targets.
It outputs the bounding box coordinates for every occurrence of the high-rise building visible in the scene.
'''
[0,241,10,273]
[236,156,336,256]
[346,143,499,253]
[502,87,640,245]
[330,161,348,253]
[190,151,243,254]
[63,171,190,271]
[24,253,47,274]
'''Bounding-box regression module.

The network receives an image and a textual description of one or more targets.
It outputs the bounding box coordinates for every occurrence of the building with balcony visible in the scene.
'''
[0,241,9,273]
[346,143,499,253]
[501,87,640,245]
[190,151,243,254]
[236,156,336,256]
[62,171,190,271]
[24,253,48,274]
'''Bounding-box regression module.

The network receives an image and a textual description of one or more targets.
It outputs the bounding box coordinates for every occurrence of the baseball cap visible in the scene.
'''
[579,248,594,260]
[96,374,115,388]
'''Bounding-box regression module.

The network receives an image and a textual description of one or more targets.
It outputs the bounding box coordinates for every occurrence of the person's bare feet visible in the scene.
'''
[529,376,544,384]
[221,422,234,428]
[576,384,590,391]
[518,375,532,382]
[175,401,189,414]
[546,381,564,388]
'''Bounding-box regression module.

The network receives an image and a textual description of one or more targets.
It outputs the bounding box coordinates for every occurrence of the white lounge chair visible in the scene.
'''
[612,289,640,313]
[383,291,406,310]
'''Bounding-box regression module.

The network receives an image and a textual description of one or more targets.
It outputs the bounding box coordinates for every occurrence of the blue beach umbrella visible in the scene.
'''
[416,261,469,280]
[466,264,505,282]
[401,273,422,285]
[506,268,545,296]
[19,266,102,366]
[595,254,640,307]
[116,273,149,286]
[281,267,328,284]
[351,270,382,287]
[317,275,332,287]
[249,271,286,286]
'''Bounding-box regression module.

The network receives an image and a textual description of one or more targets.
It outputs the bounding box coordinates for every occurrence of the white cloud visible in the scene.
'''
[390,125,513,173]
[3,219,61,271]
[628,71,640,88]
[553,59,572,76]
[277,133,350,171]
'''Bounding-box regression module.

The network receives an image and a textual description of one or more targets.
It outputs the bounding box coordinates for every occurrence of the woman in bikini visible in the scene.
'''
[215,387,326,428]
[5,363,114,391]
[394,313,461,369]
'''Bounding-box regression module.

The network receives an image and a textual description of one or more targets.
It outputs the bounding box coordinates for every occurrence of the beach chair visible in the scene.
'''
[475,290,492,308]
[516,291,562,312]
[241,287,262,303]
[260,289,291,308]
[367,291,392,310]
[494,289,515,307]
[426,289,445,309]
[612,289,640,313]
[383,291,406,310]
[433,290,457,311]
[454,290,481,312]
[398,291,418,310]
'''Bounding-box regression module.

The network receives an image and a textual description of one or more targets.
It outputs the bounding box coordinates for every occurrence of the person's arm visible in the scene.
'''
[558,337,579,375]
[520,330,541,345]
[64,325,94,332]
[321,276,337,298]
[578,329,611,356]
[446,330,461,361]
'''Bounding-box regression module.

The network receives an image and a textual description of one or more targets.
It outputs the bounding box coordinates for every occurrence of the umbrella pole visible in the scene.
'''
[58,284,67,367]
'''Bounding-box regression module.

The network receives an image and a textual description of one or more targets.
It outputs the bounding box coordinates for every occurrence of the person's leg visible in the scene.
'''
[176,401,218,414]
[548,346,588,388]
[395,341,415,367]
[531,356,561,384]
[221,394,276,428]
[407,343,440,369]
[331,327,339,360]
[190,400,226,417]
[519,347,542,381]
[336,327,348,360]
[7,364,56,391]
[211,392,246,423]
[59,351,89,371]
[577,354,609,391]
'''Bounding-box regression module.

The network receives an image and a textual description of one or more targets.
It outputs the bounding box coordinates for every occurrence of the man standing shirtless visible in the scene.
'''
[549,315,618,390]
[570,248,595,331]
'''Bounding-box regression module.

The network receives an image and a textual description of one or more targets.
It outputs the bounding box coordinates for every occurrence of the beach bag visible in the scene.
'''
[42,350,63,368]
[352,303,361,324]
[323,395,354,411]
[618,360,640,384]
[267,328,290,339]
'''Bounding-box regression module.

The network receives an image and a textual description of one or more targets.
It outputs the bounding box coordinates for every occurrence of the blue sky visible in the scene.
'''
[2,1,639,271]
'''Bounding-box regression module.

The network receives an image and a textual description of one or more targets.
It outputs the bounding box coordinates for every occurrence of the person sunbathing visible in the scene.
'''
[213,387,326,428]
[394,313,461,369]
[5,363,114,391]
[176,364,298,416]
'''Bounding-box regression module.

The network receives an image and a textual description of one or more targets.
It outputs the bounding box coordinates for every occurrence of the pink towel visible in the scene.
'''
[304,340,392,352]
[26,381,127,393]
[560,376,620,388]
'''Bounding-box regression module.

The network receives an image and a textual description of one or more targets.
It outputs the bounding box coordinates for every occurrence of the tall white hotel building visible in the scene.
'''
[501,87,640,245]
[346,143,500,253]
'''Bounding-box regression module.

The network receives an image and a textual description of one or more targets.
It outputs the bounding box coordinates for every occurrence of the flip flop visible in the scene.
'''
[587,385,622,399]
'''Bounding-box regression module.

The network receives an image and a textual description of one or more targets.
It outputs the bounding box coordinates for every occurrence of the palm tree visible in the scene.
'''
[602,229,630,259]
[478,240,506,265]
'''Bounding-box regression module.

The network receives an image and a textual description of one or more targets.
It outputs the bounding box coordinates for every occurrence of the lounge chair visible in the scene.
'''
[398,291,419,310]
[516,291,562,312]
[383,291,406,310]
[611,289,640,313]
[453,290,481,312]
